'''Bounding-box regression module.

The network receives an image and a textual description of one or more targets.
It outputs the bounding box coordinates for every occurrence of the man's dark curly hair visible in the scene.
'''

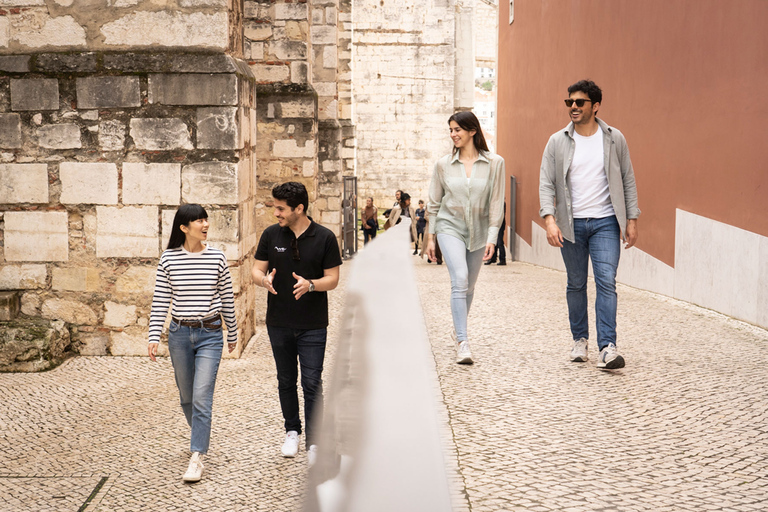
[272,181,309,213]
[567,79,603,104]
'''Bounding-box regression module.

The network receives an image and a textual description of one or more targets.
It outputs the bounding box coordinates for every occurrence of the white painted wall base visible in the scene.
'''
[513,209,768,330]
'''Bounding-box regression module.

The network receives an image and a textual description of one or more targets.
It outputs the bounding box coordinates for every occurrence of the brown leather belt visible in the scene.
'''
[172,315,222,329]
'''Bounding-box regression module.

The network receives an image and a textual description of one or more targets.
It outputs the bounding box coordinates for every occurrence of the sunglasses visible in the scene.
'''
[564,98,593,108]
[290,239,300,261]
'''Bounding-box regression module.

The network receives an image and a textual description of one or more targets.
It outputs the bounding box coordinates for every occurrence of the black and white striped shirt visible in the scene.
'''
[149,245,238,344]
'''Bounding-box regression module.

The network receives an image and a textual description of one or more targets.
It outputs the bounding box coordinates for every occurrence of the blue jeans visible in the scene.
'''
[437,233,486,343]
[267,326,327,448]
[167,320,224,454]
[560,216,621,350]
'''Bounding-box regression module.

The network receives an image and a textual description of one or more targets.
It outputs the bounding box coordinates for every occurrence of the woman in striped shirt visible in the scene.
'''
[147,204,238,483]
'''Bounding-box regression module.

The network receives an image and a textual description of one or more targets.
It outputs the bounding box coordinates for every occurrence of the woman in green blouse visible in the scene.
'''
[425,111,506,365]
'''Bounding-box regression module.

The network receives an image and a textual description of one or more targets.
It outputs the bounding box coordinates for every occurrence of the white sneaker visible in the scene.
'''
[456,341,473,364]
[281,431,300,458]
[597,343,625,370]
[182,452,204,482]
[307,444,318,467]
[570,338,588,362]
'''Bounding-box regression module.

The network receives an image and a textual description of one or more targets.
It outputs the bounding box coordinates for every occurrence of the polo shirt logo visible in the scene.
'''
[275,246,287,252]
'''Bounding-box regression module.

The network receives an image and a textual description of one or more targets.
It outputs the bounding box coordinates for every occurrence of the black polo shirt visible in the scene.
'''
[254,219,342,329]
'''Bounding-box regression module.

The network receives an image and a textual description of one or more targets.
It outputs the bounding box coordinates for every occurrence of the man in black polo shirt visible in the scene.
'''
[251,182,342,464]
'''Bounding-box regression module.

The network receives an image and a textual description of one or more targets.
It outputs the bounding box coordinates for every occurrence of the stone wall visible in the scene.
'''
[0,2,258,358]
[352,0,458,209]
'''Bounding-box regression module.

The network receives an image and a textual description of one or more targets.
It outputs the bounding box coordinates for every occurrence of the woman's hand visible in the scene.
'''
[426,237,436,262]
[148,343,158,362]
[227,342,237,353]
[483,243,495,261]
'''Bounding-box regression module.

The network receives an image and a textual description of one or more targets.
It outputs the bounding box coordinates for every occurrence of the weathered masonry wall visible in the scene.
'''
[244,0,351,243]
[352,0,458,208]
[0,2,258,361]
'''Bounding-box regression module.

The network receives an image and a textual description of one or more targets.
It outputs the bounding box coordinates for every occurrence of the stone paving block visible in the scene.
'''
[10,78,59,111]
[0,163,48,203]
[59,162,118,205]
[129,118,193,150]
[122,162,181,205]
[0,113,23,149]
[76,76,141,109]
[148,73,238,106]
[37,124,82,150]
[0,55,30,73]
[196,107,240,150]
[96,206,159,258]
[3,211,68,262]
[181,162,238,205]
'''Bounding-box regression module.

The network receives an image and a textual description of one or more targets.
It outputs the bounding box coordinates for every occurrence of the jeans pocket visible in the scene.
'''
[169,321,180,333]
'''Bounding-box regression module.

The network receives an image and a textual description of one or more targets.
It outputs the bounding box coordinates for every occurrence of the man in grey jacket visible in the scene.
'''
[539,80,640,370]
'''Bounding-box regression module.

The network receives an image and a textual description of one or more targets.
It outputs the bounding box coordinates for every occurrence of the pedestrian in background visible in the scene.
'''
[251,182,342,465]
[426,111,505,364]
[148,203,238,483]
[361,197,378,245]
[539,79,640,369]
[414,199,427,255]
[485,201,507,266]
[384,192,417,248]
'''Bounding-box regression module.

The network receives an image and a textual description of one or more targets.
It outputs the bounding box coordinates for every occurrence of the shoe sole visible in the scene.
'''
[570,355,588,362]
[597,355,625,370]
[456,355,474,364]
[282,451,298,458]
[182,475,202,483]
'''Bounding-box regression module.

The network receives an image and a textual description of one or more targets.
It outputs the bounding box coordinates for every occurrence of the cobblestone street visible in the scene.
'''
[2,258,768,511]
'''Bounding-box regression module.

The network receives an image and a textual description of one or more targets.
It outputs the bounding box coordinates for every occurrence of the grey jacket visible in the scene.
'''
[539,118,640,242]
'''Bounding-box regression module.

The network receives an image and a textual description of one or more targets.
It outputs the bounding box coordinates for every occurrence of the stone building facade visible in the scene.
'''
[0,0,350,365]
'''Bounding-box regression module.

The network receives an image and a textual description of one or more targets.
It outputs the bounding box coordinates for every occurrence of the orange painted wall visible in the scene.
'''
[496,0,768,266]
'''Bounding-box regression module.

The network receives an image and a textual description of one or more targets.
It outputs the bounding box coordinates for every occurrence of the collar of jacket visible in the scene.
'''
[450,150,491,164]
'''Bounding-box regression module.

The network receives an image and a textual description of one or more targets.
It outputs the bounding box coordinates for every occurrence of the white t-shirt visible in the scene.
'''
[569,128,614,218]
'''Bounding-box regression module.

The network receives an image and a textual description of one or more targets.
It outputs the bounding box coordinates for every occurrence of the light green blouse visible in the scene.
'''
[427,150,506,252]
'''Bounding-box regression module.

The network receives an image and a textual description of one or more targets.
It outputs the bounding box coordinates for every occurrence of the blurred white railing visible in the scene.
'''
[304,218,453,512]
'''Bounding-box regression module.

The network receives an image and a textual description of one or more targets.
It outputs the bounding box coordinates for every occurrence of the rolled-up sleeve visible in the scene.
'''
[486,157,506,245]
[427,160,444,235]
[539,136,557,219]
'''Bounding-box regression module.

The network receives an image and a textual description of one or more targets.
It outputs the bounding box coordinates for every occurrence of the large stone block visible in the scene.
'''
[59,162,118,205]
[181,162,238,205]
[76,332,109,356]
[273,139,315,158]
[0,163,48,203]
[271,41,307,60]
[244,23,272,41]
[0,113,22,148]
[311,26,337,45]
[41,299,97,325]
[110,327,153,356]
[12,14,86,48]
[0,265,47,290]
[101,11,228,49]
[37,124,82,149]
[0,56,30,73]
[0,291,20,322]
[280,99,315,118]
[4,211,69,262]
[34,52,98,73]
[276,3,308,20]
[115,266,156,294]
[148,74,238,106]
[122,163,181,205]
[129,118,193,150]
[96,206,159,258]
[76,76,141,109]
[10,78,59,111]
[207,209,239,260]
[196,107,240,150]
[103,301,137,327]
[251,64,290,82]
[0,318,70,372]
[51,267,100,292]
[99,120,126,151]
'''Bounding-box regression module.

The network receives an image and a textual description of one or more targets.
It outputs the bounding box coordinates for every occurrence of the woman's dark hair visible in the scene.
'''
[567,79,602,104]
[167,203,208,250]
[272,181,309,213]
[399,192,411,208]
[448,111,489,154]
